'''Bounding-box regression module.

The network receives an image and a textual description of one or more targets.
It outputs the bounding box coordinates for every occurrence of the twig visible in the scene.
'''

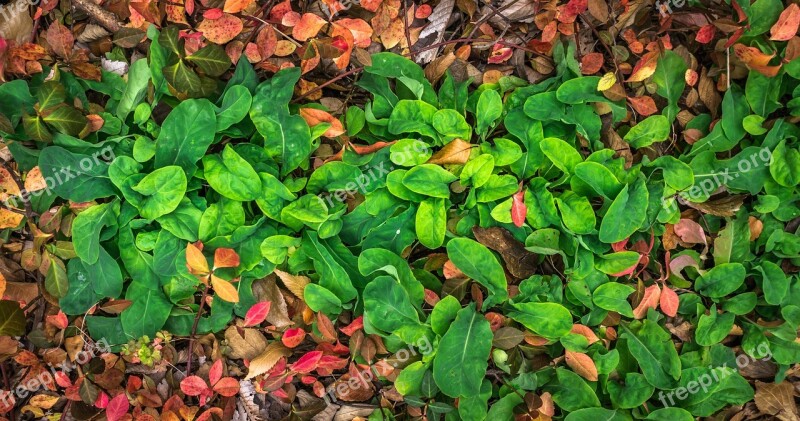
[70,0,122,32]
[402,0,415,62]
[185,284,209,376]
[292,66,364,102]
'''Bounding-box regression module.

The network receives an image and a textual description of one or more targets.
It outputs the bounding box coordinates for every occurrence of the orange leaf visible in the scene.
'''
[660,286,679,317]
[580,52,604,74]
[213,248,240,269]
[256,26,278,58]
[632,284,661,319]
[627,51,659,82]
[223,0,253,13]
[212,377,239,397]
[0,209,24,229]
[197,13,244,44]
[770,4,800,41]
[570,324,600,344]
[627,96,658,116]
[186,243,209,275]
[211,275,239,303]
[293,13,328,42]
[733,43,782,77]
[427,138,473,165]
[282,327,306,348]
[299,108,345,137]
[335,18,373,48]
[565,351,598,381]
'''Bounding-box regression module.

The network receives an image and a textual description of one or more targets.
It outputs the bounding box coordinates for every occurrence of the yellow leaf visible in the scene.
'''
[426,138,473,165]
[597,72,617,91]
[211,275,239,303]
[185,243,209,276]
[245,342,292,379]
[273,268,310,300]
[0,208,23,229]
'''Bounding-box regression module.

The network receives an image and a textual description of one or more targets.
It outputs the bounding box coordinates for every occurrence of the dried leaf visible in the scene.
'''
[565,351,598,381]
[426,138,473,165]
[770,4,800,41]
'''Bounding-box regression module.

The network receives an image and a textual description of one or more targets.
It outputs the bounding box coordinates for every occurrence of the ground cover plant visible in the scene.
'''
[0,0,799,420]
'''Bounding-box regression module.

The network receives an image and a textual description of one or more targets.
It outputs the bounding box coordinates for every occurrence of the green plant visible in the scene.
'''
[1,29,799,419]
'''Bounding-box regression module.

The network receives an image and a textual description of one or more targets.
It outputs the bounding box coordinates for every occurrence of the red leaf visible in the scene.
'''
[214,248,240,269]
[580,52,604,74]
[243,301,271,327]
[209,359,224,386]
[180,376,210,396]
[632,284,661,319]
[290,351,323,373]
[660,286,679,317]
[340,316,363,336]
[47,311,69,330]
[203,7,223,19]
[695,24,716,44]
[212,377,240,397]
[282,328,306,348]
[106,394,129,421]
[46,21,74,58]
[415,4,432,18]
[488,45,513,64]
[771,4,800,41]
[511,190,527,228]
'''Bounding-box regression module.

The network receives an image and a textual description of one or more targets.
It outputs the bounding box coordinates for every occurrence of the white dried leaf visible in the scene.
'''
[416,0,456,64]
[77,24,110,43]
[101,58,128,75]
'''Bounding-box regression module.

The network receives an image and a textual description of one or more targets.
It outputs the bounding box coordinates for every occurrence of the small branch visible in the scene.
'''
[292,66,364,102]
[185,284,209,376]
[71,0,122,32]
[402,0,415,62]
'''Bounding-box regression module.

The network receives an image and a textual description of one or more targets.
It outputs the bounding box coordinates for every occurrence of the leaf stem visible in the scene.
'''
[185,283,209,376]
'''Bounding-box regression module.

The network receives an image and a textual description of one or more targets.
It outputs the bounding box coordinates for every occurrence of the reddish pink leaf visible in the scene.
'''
[488,45,513,64]
[243,301,271,327]
[209,359,224,386]
[180,375,210,396]
[106,394,129,421]
[94,390,109,409]
[511,190,527,228]
[673,219,706,245]
[203,7,223,19]
[212,377,240,397]
[290,351,323,373]
[632,284,661,319]
[282,327,306,348]
[695,24,716,44]
[771,4,800,41]
[660,286,679,317]
[340,316,363,336]
[415,4,432,18]
[580,52,604,74]
[47,311,69,330]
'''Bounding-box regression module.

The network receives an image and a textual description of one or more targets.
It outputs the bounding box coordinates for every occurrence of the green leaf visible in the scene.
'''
[45,258,69,299]
[446,238,508,308]
[624,115,670,148]
[607,373,654,409]
[770,139,800,187]
[303,283,343,315]
[186,43,231,77]
[117,58,150,120]
[401,164,457,198]
[432,109,471,141]
[72,202,118,265]
[416,197,446,249]
[595,251,640,275]
[202,145,262,201]
[541,137,582,174]
[508,302,572,338]
[565,408,632,421]
[38,146,118,202]
[556,192,596,235]
[0,300,26,336]
[695,263,746,298]
[364,276,427,343]
[620,320,681,389]
[433,303,492,398]
[388,100,438,139]
[476,89,502,138]
[593,282,634,317]
[131,166,187,220]
[599,177,649,243]
[548,368,601,411]
[153,99,217,176]
[695,306,735,346]
[121,289,172,339]
[652,50,687,122]
[42,105,87,136]
[163,59,202,94]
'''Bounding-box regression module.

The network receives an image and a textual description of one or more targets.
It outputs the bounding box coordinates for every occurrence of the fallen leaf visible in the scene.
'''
[565,351,598,381]
[426,138,473,165]
[627,96,657,116]
[243,301,271,327]
[770,4,800,41]
[754,381,799,420]
[659,286,679,317]
[245,342,292,379]
[580,52,604,74]
[632,284,661,319]
[223,0,253,13]
[299,108,345,137]
[293,13,328,42]
[472,226,537,279]
[695,24,716,44]
[197,13,244,44]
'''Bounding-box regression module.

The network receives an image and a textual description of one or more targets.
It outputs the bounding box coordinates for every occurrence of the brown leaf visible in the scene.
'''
[46,21,74,58]
[580,52,604,74]
[273,268,309,300]
[683,194,745,217]
[754,381,800,420]
[224,326,268,360]
[253,275,292,328]
[472,226,537,279]
[587,0,609,22]
[565,351,598,381]
[749,216,764,241]
[492,327,525,349]
[244,342,292,380]
[427,138,473,165]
